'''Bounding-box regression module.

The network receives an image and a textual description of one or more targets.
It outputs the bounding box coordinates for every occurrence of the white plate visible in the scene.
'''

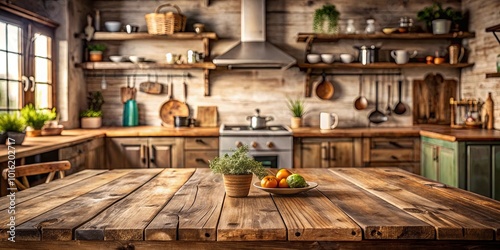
[253,181,318,195]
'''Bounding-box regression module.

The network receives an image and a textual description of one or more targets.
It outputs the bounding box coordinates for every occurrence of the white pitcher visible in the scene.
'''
[391,50,418,64]
[320,112,339,130]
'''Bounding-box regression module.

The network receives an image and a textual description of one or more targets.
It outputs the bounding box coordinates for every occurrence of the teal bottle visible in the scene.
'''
[123,99,139,126]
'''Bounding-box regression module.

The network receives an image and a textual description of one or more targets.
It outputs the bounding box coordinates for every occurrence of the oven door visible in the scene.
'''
[219,150,292,169]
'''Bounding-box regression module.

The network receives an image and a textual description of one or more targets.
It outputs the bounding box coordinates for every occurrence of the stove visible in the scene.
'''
[219,124,293,168]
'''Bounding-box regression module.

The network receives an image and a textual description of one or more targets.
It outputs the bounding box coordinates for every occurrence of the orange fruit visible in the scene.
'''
[261,175,278,188]
[276,168,293,181]
[278,178,289,188]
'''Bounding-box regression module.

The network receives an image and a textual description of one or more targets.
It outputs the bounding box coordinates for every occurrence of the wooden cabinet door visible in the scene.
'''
[106,138,149,169]
[421,142,438,181]
[328,141,354,167]
[437,146,458,187]
[300,140,323,168]
[494,146,500,200]
[467,145,492,198]
[149,138,183,168]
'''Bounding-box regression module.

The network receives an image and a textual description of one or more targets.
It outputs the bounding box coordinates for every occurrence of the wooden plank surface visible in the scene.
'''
[0,169,133,240]
[145,169,225,241]
[298,169,435,239]
[196,106,218,127]
[369,168,500,240]
[92,32,218,40]
[217,175,287,241]
[270,169,361,241]
[75,168,195,241]
[0,170,106,210]
[296,62,474,69]
[296,32,476,42]
[15,169,163,241]
[331,168,495,240]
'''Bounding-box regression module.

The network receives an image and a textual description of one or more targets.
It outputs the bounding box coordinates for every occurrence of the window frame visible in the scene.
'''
[0,8,56,112]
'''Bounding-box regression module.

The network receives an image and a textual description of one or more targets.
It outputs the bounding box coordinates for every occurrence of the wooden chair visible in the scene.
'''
[1,160,71,190]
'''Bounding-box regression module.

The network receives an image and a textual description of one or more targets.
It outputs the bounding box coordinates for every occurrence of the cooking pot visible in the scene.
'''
[246,109,273,129]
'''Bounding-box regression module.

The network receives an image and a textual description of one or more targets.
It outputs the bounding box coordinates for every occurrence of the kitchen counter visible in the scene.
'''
[291,126,422,137]
[1,168,498,249]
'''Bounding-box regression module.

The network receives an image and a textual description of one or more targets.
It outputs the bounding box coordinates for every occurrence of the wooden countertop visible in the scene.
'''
[73,126,220,137]
[1,168,498,249]
[292,126,422,137]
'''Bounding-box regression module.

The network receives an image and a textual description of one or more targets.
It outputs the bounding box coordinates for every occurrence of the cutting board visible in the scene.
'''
[413,73,457,124]
[197,106,218,127]
[139,81,163,95]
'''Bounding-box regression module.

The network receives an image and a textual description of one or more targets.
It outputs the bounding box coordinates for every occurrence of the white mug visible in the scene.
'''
[320,112,339,130]
[391,50,417,64]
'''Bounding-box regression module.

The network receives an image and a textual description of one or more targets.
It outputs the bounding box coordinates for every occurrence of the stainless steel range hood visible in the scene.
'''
[212,0,296,69]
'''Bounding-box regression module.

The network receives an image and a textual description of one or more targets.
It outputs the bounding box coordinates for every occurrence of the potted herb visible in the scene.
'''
[87,43,106,62]
[80,91,104,129]
[209,145,268,197]
[417,3,463,34]
[0,112,26,145]
[313,4,340,34]
[21,104,57,137]
[287,97,307,128]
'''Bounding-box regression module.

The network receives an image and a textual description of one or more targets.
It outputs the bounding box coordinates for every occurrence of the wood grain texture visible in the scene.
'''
[145,169,224,241]
[271,169,362,241]
[413,74,457,124]
[92,32,218,40]
[75,168,194,241]
[15,169,163,241]
[297,169,435,239]
[217,175,287,241]
[331,168,495,240]
[196,106,218,127]
[0,170,133,240]
[0,170,106,210]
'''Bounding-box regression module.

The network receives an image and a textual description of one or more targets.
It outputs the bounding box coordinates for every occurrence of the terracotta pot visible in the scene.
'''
[222,174,253,198]
[81,117,102,129]
[89,51,103,62]
[26,129,42,137]
[290,117,302,128]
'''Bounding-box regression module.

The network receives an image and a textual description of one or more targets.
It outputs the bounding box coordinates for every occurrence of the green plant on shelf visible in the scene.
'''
[417,2,463,30]
[313,4,340,34]
[87,43,106,52]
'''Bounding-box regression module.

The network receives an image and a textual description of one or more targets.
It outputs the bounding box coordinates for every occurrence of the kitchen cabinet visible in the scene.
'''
[59,137,105,175]
[295,32,475,97]
[294,138,362,168]
[421,136,500,200]
[362,137,421,174]
[77,32,218,96]
[184,137,219,168]
[106,137,183,169]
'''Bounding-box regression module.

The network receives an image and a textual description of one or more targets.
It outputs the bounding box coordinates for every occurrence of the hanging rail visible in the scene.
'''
[84,72,192,78]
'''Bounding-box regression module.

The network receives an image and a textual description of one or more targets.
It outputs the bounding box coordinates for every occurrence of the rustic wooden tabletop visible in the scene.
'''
[0,168,499,249]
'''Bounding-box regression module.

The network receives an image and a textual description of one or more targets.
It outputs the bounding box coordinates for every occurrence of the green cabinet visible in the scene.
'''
[421,136,500,200]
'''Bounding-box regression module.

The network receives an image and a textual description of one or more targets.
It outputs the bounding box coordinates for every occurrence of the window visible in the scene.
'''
[0,9,55,112]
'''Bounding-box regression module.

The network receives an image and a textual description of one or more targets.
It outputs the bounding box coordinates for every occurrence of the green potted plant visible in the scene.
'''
[287,97,307,128]
[80,91,104,129]
[87,43,106,62]
[417,3,463,34]
[209,145,268,197]
[313,4,340,34]
[0,112,26,145]
[21,104,57,137]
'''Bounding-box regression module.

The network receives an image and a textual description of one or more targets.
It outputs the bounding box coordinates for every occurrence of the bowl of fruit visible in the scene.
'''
[253,169,318,195]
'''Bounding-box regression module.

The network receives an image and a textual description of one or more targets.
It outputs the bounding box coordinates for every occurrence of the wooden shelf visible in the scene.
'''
[91,32,218,41]
[486,24,500,44]
[76,62,216,70]
[486,72,500,78]
[296,32,475,43]
[298,62,474,70]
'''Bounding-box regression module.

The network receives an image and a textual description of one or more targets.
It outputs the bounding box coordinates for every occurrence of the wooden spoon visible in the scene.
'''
[315,72,334,100]
[354,75,368,110]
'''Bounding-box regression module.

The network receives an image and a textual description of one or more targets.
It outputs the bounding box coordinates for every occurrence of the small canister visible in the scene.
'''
[187,50,196,64]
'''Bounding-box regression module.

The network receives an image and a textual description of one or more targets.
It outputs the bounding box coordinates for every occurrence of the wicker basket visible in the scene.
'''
[145,3,186,35]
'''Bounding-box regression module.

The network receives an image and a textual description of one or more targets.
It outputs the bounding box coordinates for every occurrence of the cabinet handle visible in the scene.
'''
[330,146,337,161]
[195,158,206,163]
[321,146,328,160]
[391,155,398,160]
[140,145,147,164]
[432,147,438,162]
[150,145,155,163]
[195,139,206,144]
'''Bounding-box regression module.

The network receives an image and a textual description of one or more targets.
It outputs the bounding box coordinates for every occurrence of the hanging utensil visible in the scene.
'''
[139,73,163,94]
[394,78,407,115]
[385,75,392,116]
[100,71,107,90]
[315,71,334,100]
[368,77,388,124]
[120,76,130,104]
[354,75,368,110]
[159,75,189,127]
